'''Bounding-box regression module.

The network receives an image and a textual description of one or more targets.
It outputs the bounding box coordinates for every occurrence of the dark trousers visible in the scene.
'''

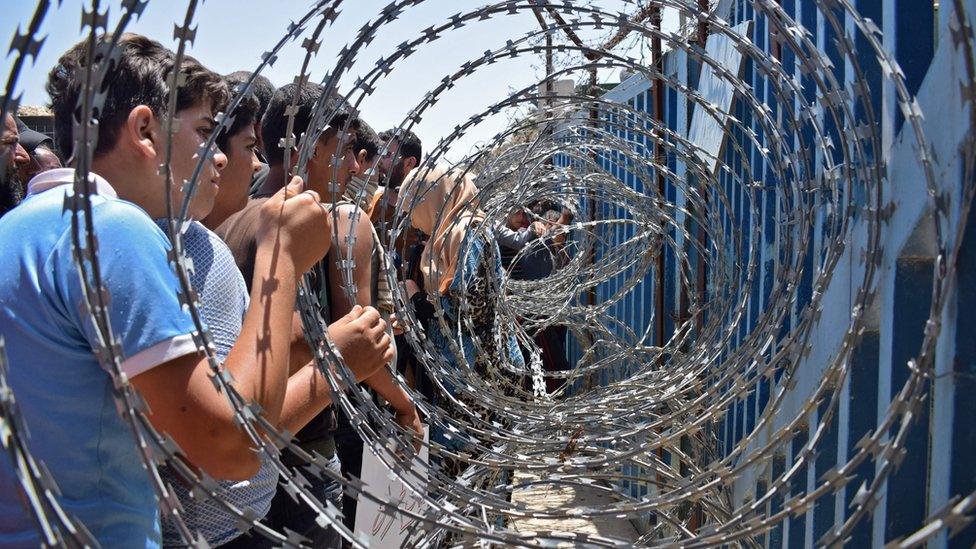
[536,326,570,393]
[333,407,364,535]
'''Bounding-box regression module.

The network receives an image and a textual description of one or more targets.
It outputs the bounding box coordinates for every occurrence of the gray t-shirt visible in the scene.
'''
[156,220,278,547]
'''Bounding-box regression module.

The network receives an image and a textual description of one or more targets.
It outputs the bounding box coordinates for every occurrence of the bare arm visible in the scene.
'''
[328,204,421,434]
[289,311,313,375]
[277,306,393,434]
[224,236,301,425]
[134,180,330,481]
[327,204,374,315]
[277,359,333,436]
[277,204,399,435]
[133,352,260,480]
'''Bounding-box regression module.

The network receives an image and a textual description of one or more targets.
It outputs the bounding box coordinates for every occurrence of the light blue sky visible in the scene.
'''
[3,1,676,161]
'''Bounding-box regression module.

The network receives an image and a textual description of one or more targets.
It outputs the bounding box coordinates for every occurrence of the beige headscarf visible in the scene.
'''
[401,164,484,294]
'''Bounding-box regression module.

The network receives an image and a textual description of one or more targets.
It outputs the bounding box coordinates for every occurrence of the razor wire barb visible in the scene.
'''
[0,0,974,547]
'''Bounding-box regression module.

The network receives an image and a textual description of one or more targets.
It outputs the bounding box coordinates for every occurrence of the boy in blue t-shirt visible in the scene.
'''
[0,34,362,547]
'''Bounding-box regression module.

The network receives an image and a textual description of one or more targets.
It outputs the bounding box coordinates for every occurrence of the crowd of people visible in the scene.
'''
[0,32,571,548]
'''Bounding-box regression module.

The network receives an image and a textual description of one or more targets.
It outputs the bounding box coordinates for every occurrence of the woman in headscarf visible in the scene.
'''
[400,164,524,379]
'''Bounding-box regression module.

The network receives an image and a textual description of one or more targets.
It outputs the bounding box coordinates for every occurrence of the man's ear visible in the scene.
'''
[123,105,158,159]
[309,137,325,166]
[404,156,418,173]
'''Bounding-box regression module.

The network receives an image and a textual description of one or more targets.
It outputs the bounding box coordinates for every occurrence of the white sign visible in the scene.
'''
[354,428,429,547]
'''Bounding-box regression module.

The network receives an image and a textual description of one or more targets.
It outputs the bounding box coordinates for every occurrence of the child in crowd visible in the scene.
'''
[0,33,381,547]
[157,79,393,547]
[217,82,421,546]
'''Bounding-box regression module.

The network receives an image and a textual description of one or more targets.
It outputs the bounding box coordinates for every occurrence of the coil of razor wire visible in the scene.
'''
[1,0,974,547]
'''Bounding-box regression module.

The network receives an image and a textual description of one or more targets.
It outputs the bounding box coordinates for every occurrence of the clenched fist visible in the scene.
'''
[327,305,394,381]
[257,176,333,276]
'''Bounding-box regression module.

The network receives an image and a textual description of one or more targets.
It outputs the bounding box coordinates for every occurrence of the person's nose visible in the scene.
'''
[13,143,29,166]
[349,152,361,175]
[212,148,228,172]
[251,151,262,173]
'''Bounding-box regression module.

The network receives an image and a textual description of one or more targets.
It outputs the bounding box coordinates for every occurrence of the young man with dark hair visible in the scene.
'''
[354,121,381,167]
[0,34,333,547]
[223,70,274,196]
[157,78,392,547]
[221,81,358,284]
[217,83,421,547]
[344,121,381,211]
[0,113,29,216]
[377,128,422,190]
[368,130,429,413]
[372,128,423,236]
[201,80,262,229]
[370,129,425,274]
[224,71,274,131]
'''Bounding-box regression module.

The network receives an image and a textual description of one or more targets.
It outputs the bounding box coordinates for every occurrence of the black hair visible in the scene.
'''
[216,76,261,154]
[261,82,356,166]
[46,33,228,159]
[355,121,380,162]
[0,162,22,217]
[224,71,274,123]
[378,128,422,164]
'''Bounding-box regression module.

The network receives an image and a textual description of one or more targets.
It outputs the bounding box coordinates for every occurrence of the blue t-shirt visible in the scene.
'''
[0,171,197,547]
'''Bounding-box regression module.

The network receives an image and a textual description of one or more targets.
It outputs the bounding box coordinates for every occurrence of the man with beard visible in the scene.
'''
[370,129,423,267]
[0,114,29,216]
[368,130,439,417]
[377,128,421,189]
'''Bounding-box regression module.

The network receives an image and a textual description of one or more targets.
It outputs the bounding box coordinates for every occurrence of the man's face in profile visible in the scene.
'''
[379,138,401,180]
[1,115,28,173]
[166,102,227,221]
[1,115,27,206]
[308,127,359,197]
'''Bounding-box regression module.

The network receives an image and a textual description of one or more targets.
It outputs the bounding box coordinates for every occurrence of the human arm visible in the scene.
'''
[365,366,423,446]
[327,203,374,314]
[557,207,573,225]
[494,223,542,250]
[323,203,421,434]
[133,178,330,480]
[551,208,573,247]
[329,203,423,435]
[329,206,421,437]
[277,305,393,434]
[289,310,313,375]
[405,279,435,331]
